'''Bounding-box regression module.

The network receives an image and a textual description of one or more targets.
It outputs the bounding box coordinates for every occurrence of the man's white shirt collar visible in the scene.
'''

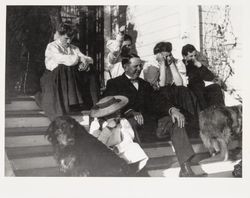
[125,74,139,90]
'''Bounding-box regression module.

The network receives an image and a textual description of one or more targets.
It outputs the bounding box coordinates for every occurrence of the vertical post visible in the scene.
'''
[79,7,88,54]
[103,6,111,86]
[111,5,119,38]
[119,5,127,27]
[198,5,204,53]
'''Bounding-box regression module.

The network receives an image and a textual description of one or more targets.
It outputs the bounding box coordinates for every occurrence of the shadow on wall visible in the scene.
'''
[118,6,138,56]
[127,23,138,56]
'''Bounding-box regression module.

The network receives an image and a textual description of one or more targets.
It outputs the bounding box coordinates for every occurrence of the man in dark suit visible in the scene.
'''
[182,44,225,110]
[104,54,205,177]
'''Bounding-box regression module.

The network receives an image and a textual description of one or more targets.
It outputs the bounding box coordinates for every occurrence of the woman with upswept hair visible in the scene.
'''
[36,22,94,121]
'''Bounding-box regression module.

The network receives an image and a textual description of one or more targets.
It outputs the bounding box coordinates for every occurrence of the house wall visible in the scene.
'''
[104,5,242,105]
[125,5,242,104]
[126,6,200,61]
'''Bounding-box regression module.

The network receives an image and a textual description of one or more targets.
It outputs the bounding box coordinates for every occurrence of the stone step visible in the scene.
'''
[6,139,206,160]
[5,109,90,117]
[5,127,49,136]
[14,167,61,177]
[14,167,235,177]
[7,149,240,177]
[5,133,240,156]
[11,156,57,171]
[5,125,91,137]
[146,147,241,170]
[206,171,236,177]
[6,97,41,111]
[5,114,88,128]
[7,145,53,160]
[5,137,240,175]
[5,110,45,117]
[5,116,51,128]
[6,135,51,148]
[147,159,241,177]
[13,166,236,177]
[4,95,242,177]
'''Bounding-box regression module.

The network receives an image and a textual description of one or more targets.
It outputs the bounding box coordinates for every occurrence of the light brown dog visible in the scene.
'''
[199,105,242,161]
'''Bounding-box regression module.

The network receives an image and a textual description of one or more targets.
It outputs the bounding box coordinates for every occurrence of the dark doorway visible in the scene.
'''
[79,6,104,103]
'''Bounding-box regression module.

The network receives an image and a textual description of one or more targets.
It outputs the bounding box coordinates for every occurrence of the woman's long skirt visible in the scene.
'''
[37,64,93,121]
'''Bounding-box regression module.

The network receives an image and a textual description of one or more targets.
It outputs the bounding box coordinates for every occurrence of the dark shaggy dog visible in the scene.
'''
[45,116,131,176]
[199,105,242,161]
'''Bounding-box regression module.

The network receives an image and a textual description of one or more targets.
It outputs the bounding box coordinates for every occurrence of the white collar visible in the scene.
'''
[125,74,133,79]
[56,39,70,48]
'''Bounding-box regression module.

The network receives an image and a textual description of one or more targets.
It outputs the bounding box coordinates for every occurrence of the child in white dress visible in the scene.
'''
[89,95,148,173]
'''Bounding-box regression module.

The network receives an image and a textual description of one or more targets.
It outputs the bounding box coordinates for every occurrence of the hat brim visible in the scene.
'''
[90,96,129,118]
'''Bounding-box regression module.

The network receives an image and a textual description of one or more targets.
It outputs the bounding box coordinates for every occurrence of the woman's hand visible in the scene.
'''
[78,56,93,71]
[78,62,89,71]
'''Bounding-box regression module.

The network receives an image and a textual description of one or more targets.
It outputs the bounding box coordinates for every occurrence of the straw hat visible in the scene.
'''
[90,96,129,118]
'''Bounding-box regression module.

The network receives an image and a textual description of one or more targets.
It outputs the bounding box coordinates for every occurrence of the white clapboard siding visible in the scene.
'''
[127,6,182,61]
[126,5,201,61]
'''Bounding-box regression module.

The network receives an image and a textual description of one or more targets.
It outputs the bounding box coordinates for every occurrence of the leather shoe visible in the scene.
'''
[179,161,207,177]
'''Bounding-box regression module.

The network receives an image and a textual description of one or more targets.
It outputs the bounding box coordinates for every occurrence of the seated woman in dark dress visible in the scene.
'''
[36,22,94,121]
[142,42,200,137]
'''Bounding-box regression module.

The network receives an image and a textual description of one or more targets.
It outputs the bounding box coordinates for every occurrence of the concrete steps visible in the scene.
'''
[5,96,41,111]
[148,159,241,177]
[5,96,241,177]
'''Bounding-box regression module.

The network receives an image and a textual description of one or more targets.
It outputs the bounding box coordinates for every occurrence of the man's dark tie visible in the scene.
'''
[165,65,173,85]
[130,78,138,83]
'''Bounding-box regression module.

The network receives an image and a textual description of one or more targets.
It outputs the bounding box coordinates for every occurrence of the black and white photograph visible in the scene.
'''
[1,1,249,198]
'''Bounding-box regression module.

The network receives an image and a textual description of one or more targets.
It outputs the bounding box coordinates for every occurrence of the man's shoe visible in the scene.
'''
[179,161,207,177]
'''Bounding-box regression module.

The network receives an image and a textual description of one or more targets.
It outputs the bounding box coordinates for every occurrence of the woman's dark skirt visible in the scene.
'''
[37,64,93,121]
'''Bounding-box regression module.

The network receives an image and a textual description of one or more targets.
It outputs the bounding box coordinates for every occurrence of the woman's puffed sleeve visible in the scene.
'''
[45,43,79,71]
[74,47,93,65]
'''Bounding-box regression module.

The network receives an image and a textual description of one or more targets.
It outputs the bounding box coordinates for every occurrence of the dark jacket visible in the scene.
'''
[104,73,173,118]
[183,60,215,89]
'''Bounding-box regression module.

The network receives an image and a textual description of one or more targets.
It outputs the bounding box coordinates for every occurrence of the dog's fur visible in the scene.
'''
[199,105,242,161]
[45,116,131,176]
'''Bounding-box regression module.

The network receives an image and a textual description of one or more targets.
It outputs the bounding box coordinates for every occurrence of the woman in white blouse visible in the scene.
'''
[37,22,94,120]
